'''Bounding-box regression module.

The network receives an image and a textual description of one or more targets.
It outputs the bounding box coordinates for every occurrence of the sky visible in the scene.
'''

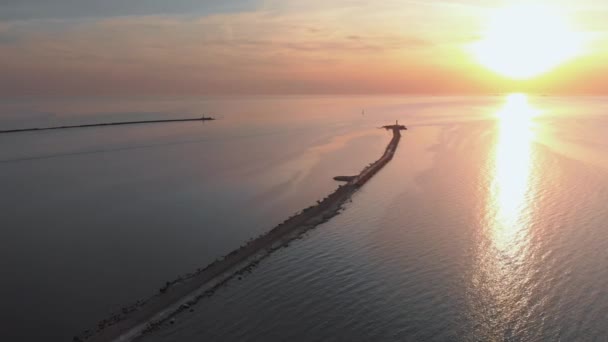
[1,0,608,96]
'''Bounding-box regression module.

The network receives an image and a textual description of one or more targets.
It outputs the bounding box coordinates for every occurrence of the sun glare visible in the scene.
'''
[472,4,584,79]
[496,93,540,129]
[489,93,538,252]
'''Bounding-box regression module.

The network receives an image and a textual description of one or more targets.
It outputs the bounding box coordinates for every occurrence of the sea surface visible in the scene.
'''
[2,95,608,341]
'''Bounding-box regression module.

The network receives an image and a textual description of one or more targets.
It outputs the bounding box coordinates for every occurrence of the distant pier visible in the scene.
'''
[76,121,407,342]
[0,116,215,135]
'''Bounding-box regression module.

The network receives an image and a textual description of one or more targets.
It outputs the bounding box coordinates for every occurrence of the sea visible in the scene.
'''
[1,95,608,341]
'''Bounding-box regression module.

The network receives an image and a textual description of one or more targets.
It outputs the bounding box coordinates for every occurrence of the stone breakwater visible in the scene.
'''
[75,125,406,342]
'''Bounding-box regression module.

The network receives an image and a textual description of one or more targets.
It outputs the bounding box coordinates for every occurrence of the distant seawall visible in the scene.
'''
[76,125,405,342]
[0,117,215,135]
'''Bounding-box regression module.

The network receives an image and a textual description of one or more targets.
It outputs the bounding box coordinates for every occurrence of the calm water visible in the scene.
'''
[2,96,608,341]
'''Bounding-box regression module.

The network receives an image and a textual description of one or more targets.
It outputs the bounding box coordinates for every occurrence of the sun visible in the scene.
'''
[471,4,584,80]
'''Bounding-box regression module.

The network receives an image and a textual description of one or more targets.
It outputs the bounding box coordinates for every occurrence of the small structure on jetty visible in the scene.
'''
[333,175,356,182]
[382,120,407,131]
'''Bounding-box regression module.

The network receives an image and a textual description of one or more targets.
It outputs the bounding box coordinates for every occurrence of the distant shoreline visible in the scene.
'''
[76,124,405,342]
[0,116,215,135]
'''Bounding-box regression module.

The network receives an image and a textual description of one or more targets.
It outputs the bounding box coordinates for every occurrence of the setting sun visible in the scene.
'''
[472,4,585,80]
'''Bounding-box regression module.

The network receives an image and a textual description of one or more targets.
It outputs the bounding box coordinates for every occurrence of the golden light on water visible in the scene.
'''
[489,93,539,253]
[468,94,541,339]
[471,4,584,79]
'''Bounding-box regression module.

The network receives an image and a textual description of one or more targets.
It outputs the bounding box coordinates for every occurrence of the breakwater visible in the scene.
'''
[76,124,406,342]
[0,116,215,134]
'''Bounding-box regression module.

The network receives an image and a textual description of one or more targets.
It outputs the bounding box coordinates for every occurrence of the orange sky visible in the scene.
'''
[1,0,608,96]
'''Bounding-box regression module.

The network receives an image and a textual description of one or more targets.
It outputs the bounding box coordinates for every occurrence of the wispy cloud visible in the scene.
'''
[0,7,472,95]
[0,0,257,20]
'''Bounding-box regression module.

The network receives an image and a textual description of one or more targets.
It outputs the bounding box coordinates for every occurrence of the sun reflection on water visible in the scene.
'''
[468,94,541,339]
[490,93,539,253]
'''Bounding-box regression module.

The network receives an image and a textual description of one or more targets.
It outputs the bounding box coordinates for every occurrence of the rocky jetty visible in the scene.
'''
[75,122,406,342]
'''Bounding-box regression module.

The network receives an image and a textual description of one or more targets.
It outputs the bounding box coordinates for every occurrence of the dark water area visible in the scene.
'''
[0,96,390,340]
[2,95,608,340]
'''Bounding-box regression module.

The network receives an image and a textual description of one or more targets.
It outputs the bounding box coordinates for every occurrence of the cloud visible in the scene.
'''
[0,6,461,96]
[0,0,257,20]
[1,0,606,96]
[0,22,21,44]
